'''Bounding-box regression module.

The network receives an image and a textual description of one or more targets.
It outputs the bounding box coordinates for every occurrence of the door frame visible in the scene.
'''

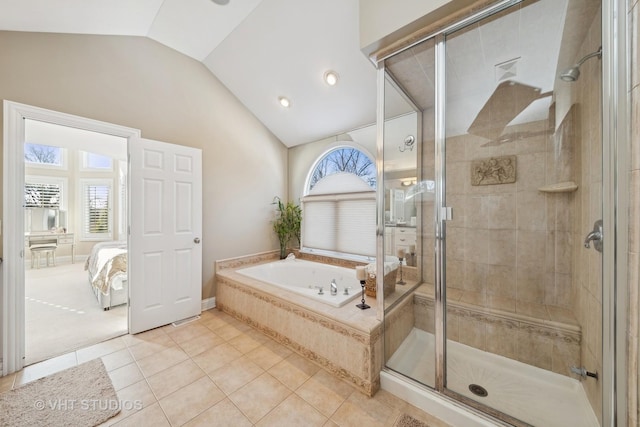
[2,101,140,375]
[375,0,629,424]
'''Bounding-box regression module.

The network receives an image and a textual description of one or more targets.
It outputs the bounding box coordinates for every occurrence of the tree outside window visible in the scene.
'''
[309,147,376,191]
[24,143,63,166]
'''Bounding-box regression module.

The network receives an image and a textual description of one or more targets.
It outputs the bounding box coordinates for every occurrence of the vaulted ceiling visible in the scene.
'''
[0,0,379,147]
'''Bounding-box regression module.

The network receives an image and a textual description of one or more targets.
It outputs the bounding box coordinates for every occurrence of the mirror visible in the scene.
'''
[25,208,67,232]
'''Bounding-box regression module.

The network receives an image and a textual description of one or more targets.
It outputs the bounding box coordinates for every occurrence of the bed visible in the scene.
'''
[84,241,128,310]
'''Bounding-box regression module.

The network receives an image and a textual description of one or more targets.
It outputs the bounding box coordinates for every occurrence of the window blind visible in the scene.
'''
[24,183,61,208]
[83,183,111,235]
[302,194,376,258]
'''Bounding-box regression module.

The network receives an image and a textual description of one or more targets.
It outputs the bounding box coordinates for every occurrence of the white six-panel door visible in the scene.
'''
[129,138,202,334]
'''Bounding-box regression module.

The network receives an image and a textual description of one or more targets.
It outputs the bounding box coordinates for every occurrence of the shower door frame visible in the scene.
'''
[375,0,629,425]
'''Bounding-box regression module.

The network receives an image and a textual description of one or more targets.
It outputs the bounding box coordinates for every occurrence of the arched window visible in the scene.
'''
[306,147,376,193]
[301,146,377,261]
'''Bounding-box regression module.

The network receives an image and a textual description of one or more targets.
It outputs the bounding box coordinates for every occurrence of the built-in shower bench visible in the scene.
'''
[386,283,581,378]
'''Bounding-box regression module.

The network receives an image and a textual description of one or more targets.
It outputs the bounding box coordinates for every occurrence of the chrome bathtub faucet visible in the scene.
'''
[330,279,338,296]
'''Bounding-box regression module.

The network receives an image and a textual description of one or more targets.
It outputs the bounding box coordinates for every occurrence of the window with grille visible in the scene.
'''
[301,172,376,261]
[24,143,66,169]
[80,179,113,240]
[24,182,61,208]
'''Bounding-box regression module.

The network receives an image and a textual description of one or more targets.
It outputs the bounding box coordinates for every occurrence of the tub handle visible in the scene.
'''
[343,287,352,295]
[314,286,324,295]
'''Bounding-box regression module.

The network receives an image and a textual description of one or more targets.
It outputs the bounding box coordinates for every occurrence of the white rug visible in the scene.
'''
[25,262,127,365]
[0,359,120,427]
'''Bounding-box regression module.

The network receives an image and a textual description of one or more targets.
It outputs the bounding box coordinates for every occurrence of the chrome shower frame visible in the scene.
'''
[374,0,629,425]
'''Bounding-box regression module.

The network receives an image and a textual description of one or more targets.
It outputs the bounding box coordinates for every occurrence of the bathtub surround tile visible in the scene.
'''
[216,271,380,396]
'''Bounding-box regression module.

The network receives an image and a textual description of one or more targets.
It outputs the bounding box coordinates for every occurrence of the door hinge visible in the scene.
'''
[441,206,453,221]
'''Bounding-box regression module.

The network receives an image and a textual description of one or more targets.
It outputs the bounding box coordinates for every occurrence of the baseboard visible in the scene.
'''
[201,297,216,311]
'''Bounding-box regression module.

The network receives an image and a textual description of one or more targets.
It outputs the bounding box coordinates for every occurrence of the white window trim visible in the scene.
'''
[24,144,68,170]
[24,175,68,210]
[79,178,113,241]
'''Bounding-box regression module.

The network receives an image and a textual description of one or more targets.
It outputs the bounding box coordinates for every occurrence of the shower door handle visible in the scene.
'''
[583,220,603,252]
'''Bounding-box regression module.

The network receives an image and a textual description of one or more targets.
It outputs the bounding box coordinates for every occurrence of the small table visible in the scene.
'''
[25,232,75,264]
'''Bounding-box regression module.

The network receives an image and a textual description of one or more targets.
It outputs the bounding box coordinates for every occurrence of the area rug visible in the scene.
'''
[394,413,431,427]
[0,359,120,427]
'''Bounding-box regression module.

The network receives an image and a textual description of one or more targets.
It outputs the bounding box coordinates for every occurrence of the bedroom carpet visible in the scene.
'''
[25,262,127,366]
[0,359,120,427]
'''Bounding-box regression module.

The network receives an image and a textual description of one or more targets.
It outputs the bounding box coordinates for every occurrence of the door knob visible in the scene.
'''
[194,237,201,244]
[584,220,603,252]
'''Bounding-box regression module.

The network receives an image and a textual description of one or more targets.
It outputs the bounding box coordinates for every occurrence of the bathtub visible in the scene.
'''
[236,259,361,307]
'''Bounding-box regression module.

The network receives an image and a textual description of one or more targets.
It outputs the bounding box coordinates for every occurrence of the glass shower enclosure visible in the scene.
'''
[380,0,604,425]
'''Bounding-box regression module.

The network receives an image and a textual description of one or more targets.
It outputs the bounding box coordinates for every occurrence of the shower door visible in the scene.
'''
[382,0,604,425]
[443,1,602,425]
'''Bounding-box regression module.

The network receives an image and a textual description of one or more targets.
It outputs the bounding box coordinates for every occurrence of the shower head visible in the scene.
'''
[559,46,602,82]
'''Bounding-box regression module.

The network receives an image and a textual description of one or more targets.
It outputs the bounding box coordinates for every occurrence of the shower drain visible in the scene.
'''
[468,384,488,397]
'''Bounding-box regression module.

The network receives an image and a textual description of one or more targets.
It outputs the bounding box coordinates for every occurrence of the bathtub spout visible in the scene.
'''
[330,279,338,296]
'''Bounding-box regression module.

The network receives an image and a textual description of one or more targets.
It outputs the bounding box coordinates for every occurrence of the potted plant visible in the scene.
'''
[272,196,302,259]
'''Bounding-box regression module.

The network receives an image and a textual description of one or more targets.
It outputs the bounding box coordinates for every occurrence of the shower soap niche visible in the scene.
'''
[537,181,578,193]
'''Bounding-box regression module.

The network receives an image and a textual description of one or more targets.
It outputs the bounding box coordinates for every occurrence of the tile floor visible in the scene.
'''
[0,308,452,427]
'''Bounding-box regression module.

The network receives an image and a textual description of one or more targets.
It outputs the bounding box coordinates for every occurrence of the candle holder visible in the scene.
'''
[397,257,406,285]
[356,280,370,310]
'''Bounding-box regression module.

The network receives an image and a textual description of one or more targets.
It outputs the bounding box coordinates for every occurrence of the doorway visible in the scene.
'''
[3,101,203,375]
[23,119,129,365]
[2,101,141,375]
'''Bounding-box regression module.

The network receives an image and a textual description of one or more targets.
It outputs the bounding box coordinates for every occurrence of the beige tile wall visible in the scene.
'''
[570,9,603,423]
[442,114,576,311]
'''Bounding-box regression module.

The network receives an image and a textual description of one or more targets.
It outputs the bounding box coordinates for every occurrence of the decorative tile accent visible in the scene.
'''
[216,273,382,396]
[470,155,517,186]
[413,293,580,376]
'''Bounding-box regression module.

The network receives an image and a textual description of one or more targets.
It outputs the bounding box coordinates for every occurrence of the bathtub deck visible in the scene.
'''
[215,254,383,396]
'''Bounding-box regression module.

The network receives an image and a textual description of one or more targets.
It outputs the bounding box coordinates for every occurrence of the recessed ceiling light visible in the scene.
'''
[324,70,339,86]
[210,0,230,5]
[278,96,291,108]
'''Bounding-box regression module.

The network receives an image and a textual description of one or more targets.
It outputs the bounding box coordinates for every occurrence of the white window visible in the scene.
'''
[80,179,113,241]
[301,173,376,261]
[24,143,67,169]
[24,178,64,208]
[80,151,113,171]
[307,146,376,191]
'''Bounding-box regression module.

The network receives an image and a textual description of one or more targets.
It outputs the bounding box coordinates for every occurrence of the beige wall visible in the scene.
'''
[358,0,483,57]
[0,31,287,299]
